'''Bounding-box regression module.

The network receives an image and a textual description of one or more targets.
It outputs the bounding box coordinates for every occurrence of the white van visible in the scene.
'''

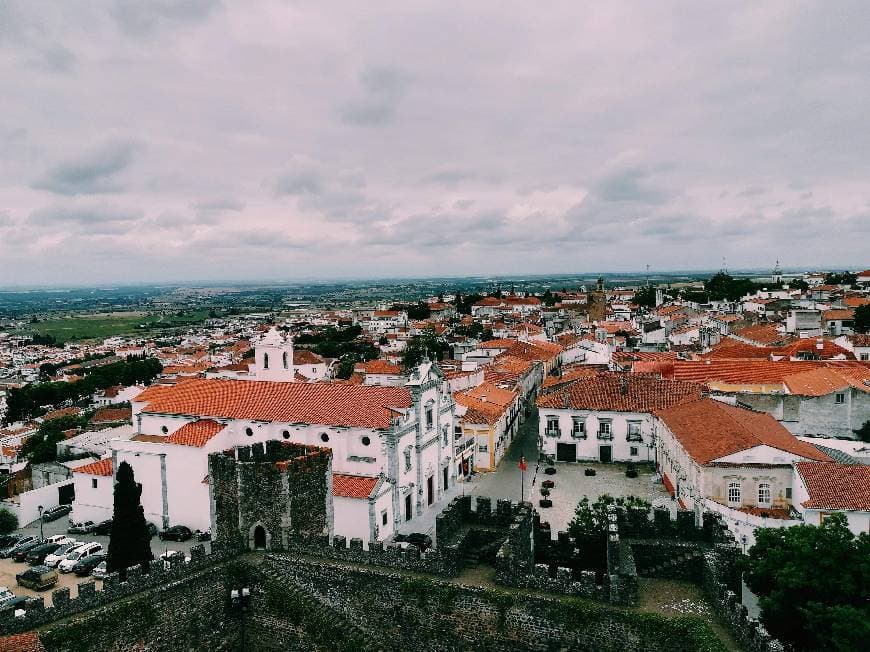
[46,535,75,546]
[43,541,81,568]
[58,542,103,573]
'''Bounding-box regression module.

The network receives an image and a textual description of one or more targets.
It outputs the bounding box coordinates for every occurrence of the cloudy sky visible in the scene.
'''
[2,1,869,286]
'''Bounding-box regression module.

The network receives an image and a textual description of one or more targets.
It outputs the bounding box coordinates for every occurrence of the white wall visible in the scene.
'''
[70,473,113,525]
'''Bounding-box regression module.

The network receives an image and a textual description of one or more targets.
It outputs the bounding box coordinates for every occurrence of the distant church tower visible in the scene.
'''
[255,327,295,382]
[772,260,783,285]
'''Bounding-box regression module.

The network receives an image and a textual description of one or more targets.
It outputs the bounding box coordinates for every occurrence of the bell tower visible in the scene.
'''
[255,327,295,382]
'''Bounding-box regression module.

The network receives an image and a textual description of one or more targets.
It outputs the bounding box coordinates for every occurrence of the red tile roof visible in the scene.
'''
[655,399,831,465]
[796,462,870,511]
[138,378,412,429]
[74,458,113,476]
[774,338,855,360]
[90,406,132,423]
[538,373,702,412]
[293,350,325,365]
[0,633,44,652]
[733,323,788,346]
[165,419,226,447]
[356,359,402,375]
[332,474,378,499]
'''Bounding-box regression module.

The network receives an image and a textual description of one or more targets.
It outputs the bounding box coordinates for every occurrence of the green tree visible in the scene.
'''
[824,271,857,286]
[0,508,17,534]
[21,414,88,463]
[854,419,870,443]
[401,328,449,369]
[704,272,759,301]
[633,285,657,308]
[566,495,651,570]
[107,461,154,579]
[854,304,870,334]
[335,354,358,380]
[743,513,870,651]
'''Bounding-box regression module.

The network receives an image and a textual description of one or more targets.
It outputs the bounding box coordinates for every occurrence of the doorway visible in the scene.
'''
[427,476,434,505]
[405,494,412,521]
[58,483,75,505]
[599,446,612,463]
[253,525,267,549]
[556,442,577,462]
[443,466,448,490]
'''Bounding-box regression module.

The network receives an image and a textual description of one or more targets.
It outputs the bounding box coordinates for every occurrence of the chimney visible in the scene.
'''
[816,338,824,350]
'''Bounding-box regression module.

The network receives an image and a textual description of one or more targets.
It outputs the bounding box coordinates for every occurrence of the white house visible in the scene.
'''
[793,461,870,535]
[536,373,702,464]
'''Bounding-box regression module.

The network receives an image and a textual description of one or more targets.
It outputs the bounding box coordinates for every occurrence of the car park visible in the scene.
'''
[25,542,61,566]
[0,535,21,549]
[16,565,59,591]
[13,541,44,563]
[0,536,36,559]
[67,521,95,535]
[159,525,193,542]
[92,520,113,536]
[73,553,107,577]
[46,534,75,545]
[41,505,72,522]
[43,542,81,568]
[159,550,189,570]
[58,542,103,573]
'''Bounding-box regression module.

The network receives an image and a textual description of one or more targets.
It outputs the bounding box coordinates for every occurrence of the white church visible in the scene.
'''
[72,328,456,545]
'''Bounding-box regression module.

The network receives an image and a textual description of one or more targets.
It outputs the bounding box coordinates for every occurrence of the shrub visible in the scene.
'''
[540,488,551,497]
[0,508,17,534]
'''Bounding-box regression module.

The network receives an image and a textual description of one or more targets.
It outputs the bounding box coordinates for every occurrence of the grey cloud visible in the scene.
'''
[738,186,766,198]
[110,0,222,36]
[33,140,142,196]
[594,165,669,205]
[339,67,408,127]
[30,203,144,225]
[191,198,245,212]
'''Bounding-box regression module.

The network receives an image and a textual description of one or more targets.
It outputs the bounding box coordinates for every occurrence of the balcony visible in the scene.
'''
[544,428,561,438]
[596,431,613,441]
[626,434,643,443]
[571,430,587,439]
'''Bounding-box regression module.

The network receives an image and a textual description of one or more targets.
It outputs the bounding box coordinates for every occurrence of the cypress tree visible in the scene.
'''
[107,461,153,578]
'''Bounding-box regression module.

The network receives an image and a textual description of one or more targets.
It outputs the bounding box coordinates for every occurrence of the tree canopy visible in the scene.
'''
[21,413,90,463]
[294,325,377,361]
[824,271,857,286]
[703,272,759,301]
[854,304,870,334]
[633,285,658,308]
[743,513,870,651]
[107,461,154,578]
[401,329,450,369]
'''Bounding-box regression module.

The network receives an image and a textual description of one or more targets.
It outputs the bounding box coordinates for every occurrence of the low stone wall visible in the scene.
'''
[0,544,234,637]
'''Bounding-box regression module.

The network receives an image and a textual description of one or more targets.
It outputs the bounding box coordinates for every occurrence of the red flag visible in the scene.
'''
[518,456,527,472]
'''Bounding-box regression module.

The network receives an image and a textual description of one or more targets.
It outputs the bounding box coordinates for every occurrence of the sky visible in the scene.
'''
[1,1,869,286]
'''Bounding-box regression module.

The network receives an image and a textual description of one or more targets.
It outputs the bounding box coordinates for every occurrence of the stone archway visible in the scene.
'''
[249,523,270,550]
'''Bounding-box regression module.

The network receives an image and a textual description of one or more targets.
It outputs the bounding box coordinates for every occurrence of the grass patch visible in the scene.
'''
[17,311,211,343]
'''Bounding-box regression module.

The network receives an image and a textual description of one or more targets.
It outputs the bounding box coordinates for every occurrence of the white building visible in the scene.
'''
[793,461,870,535]
[536,373,702,463]
[71,361,455,545]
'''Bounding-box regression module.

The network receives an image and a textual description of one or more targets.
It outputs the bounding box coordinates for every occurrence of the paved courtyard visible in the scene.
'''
[403,409,672,543]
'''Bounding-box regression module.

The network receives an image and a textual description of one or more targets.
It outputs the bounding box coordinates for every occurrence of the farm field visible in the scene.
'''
[17,310,211,343]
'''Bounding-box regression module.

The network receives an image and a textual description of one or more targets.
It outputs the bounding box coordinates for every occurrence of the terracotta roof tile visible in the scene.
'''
[332,474,378,499]
[538,372,702,412]
[138,378,412,429]
[165,419,226,447]
[655,398,831,465]
[796,462,870,511]
[0,633,44,652]
[74,458,113,476]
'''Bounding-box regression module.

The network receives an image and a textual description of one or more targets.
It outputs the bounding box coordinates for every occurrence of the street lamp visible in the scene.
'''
[230,587,252,649]
[37,505,44,542]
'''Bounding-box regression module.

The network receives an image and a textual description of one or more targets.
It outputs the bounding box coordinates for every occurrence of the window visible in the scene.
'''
[425,405,434,430]
[545,417,560,436]
[442,426,448,446]
[263,352,269,369]
[758,483,771,506]
[835,393,845,404]
[320,432,330,443]
[92,478,98,489]
[404,448,412,472]
[785,487,792,500]
[571,418,585,438]
[282,430,290,440]
[627,421,642,441]
[361,436,371,447]
[727,481,741,505]
[161,426,168,434]
[381,510,388,526]
[282,351,288,369]
[454,425,462,440]
[245,427,253,437]
[861,353,869,361]
[630,446,638,456]
[478,444,488,453]
[598,420,612,439]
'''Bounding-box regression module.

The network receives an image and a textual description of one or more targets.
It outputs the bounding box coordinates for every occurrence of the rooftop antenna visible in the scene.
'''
[721,256,727,274]
[645,264,650,287]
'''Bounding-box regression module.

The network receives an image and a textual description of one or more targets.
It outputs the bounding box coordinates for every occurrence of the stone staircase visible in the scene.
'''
[637,548,706,579]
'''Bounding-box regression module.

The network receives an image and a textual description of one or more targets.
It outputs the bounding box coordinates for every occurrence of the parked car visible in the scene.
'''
[43,542,81,568]
[159,525,192,542]
[46,534,75,545]
[13,541,44,563]
[67,520,95,535]
[194,529,211,542]
[0,536,36,559]
[0,587,14,603]
[41,505,72,522]
[73,553,107,577]
[0,595,28,614]
[0,535,21,548]
[91,561,109,579]
[159,550,189,570]
[58,542,103,573]
[92,520,113,536]
[16,566,58,591]
[393,532,432,552]
[25,542,61,566]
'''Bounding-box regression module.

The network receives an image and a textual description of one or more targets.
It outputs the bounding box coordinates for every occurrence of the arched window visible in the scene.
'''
[282,430,290,440]
[161,425,168,434]
[263,352,269,369]
[727,481,741,505]
[245,427,253,437]
[320,432,330,443]
[282,351,288,369]
[758,483,771,506]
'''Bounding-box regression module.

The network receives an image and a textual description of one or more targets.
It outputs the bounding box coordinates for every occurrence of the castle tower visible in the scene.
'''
[255,327,295,382]
[772,260,783,285]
